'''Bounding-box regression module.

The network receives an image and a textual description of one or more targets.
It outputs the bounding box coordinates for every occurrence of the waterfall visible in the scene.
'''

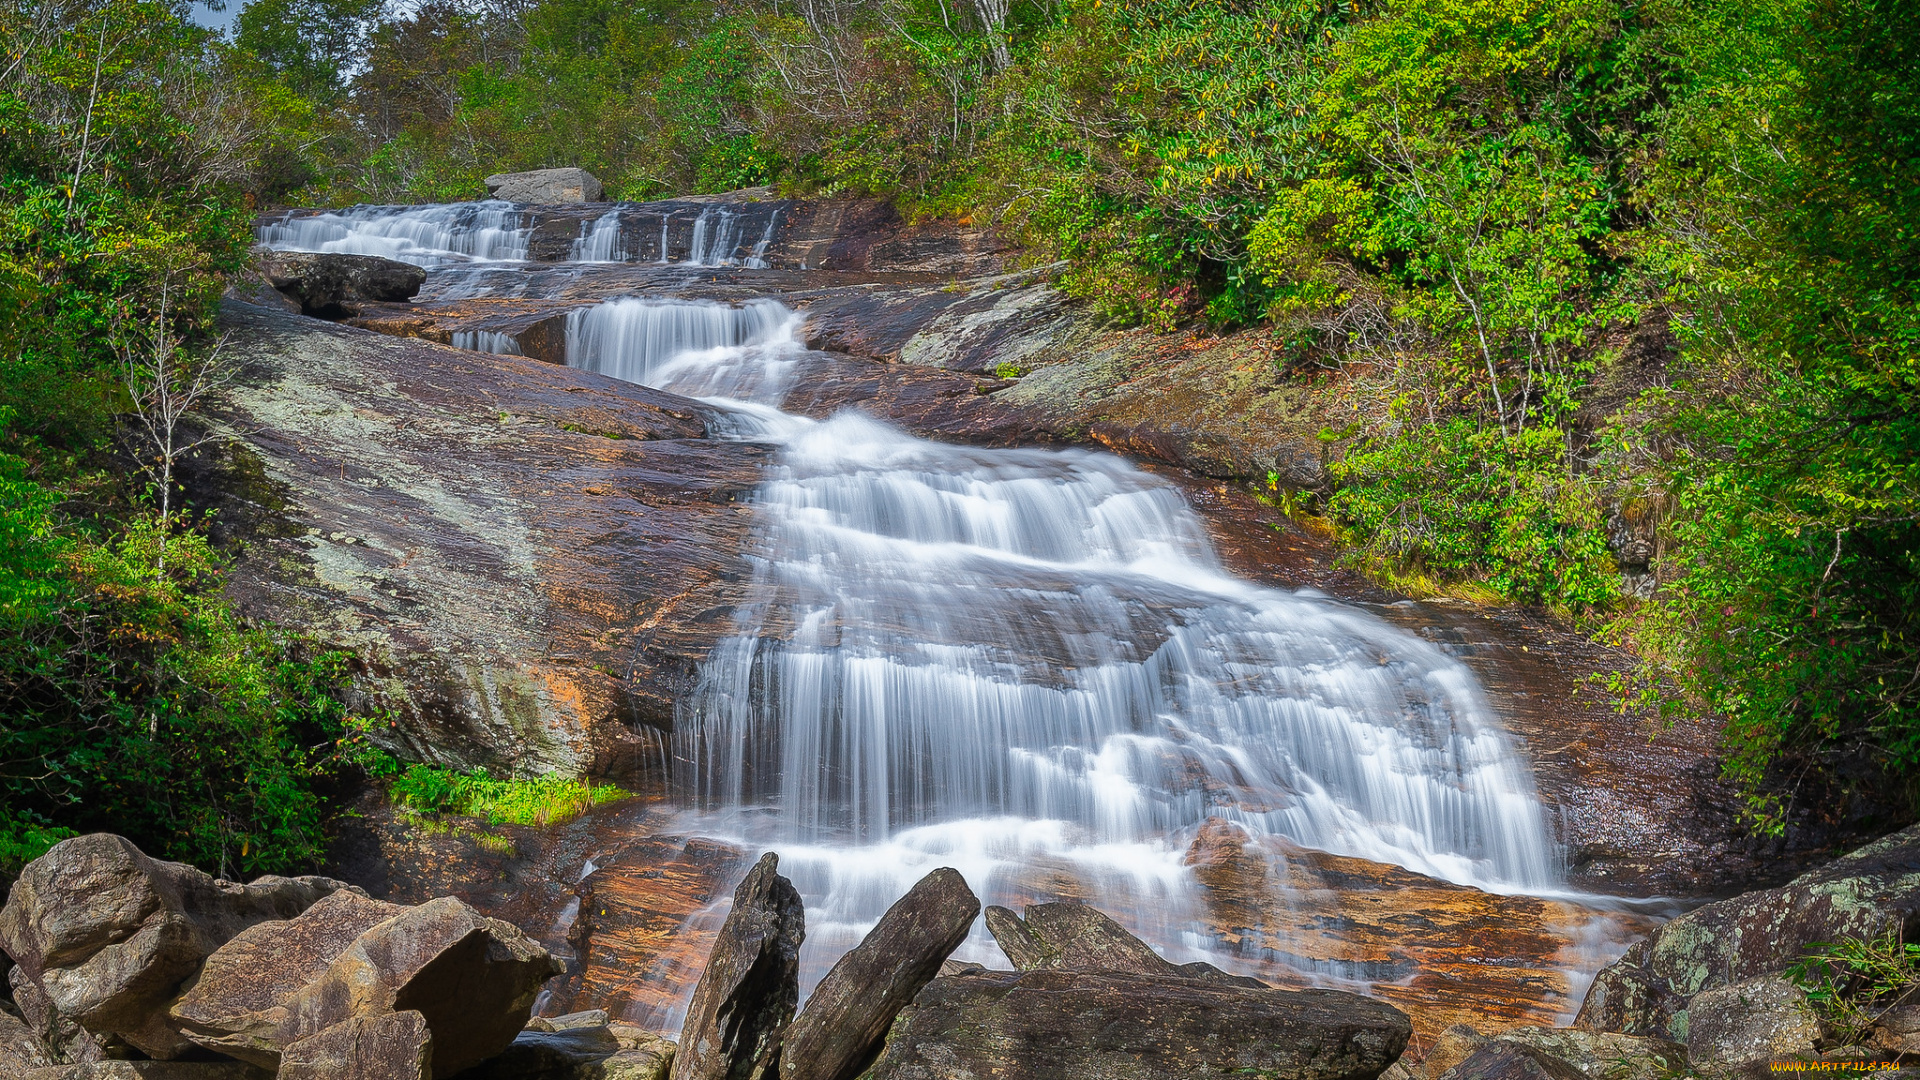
[452,329,522,355]
[256,202,530,265]
[686,207,744,266]
[561,295,1563,998]
[745,209,782,269]
[571,210,627,262]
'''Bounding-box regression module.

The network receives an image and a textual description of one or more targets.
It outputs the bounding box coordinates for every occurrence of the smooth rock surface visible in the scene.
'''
[865,969,1411,1080]
[1575,823,1920,1041]
[669,853,804,1080]
[201,302,765,777]
[780,868,979,1080]
[273,896,561,1078]
[278,1010,433,1080]
[0,834,346,1058]
[1682,976,1821,1067]
[258,251,427,318]
[171,889,406,1063]
[484,169,605,204]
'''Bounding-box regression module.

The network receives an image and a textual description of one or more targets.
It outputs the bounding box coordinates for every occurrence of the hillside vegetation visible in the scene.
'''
[0,0,1913,865]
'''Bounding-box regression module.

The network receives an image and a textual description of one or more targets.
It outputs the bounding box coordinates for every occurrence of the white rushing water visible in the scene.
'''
[257,202,531,265]
[562,296,1564,1007]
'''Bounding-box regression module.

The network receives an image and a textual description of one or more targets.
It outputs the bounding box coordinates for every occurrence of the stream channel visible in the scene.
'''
[264,200,1680,1036]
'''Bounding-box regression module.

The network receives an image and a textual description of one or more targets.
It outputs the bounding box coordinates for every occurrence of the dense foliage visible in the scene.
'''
[2,0,1914,840]
[0,0,367,876]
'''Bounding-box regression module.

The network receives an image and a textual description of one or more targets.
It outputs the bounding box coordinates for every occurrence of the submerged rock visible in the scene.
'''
[1575,822,1920,1043]
[865,968,1411,1080]
[258,251,428,318]
[485,169,606,204]
[780,868,980,1080]
[670,853,804,1080]
[0,834,347,1059]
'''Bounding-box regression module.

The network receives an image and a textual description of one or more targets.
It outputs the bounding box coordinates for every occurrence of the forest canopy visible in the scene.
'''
[1,0,1914,864]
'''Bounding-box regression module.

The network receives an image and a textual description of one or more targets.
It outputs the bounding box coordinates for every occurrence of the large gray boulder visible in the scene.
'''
[0,834,348,1059]
[20,1064,272,1079]
[780,868,980,1080]
[1575,823,1920,1043]
[864,968,1411,1080]
[670,853,804,1080]
[1433,1043,1587,1080]
[256,250,427,318]
[484,169,605,204]
[1416,1025,1683,1080]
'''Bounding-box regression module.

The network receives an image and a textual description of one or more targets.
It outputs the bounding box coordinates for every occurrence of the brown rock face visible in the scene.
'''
[670,853,805,1080]
[0,834,347,1059]
[866,969,1412,1080]
[1575,823,1920,1041]
[780,868,980,1080]
[278,1010,434,1080]
[275,896,562,1078]
[170,890,408,1064]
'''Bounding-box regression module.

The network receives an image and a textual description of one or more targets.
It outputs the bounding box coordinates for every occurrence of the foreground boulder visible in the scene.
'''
[1680,976,1822,1068]
[0,834,348,1058]
[1414,1025,1684,1080]
[183,894,558,1077]
[278,1010,432,1080]
[670,853,804,1080]
[1575,822,1920,1043]
[866,969,1411,1080]
[169,889,407,1064]
[780,868,980,1080]
[459,1018,675,1080]
[257,251,427,317]
[484,169,605,203]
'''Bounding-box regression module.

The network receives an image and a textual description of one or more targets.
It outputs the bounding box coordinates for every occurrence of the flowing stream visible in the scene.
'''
[263,205,1590,1026]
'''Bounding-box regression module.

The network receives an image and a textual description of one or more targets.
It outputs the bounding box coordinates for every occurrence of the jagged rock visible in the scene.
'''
[935,959,984,978]
[257,251,427,318]
[2,1002,55,1073]
[1682,976,1821,1067]
[484,169,605,204]
[279,1010,433,1080]
[670,853,804,1080]
[271,896,561,1078]
[985,902,1177,975]
[602,1027,676,1080]
[0,834,347,1059]
[1575,823,1920,1041]
[1438,1027,1684,1080]
[865,969,1411,1080]
[983,901,1266,989]
[170,889,407,1063]
[11,965,105,1065]
[1434,1043,1587,1080]
[780,868,980,1080]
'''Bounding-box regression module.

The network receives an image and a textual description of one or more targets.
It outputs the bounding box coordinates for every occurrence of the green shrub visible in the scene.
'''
[388,764,629,827]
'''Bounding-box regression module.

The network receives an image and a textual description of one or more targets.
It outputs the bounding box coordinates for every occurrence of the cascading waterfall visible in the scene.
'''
[452,329,523,355]
[745,209,781,269]
[686,206,743,266]
[561,295,1564,1003]
[571,210,627,262]
[256,202,531,265]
